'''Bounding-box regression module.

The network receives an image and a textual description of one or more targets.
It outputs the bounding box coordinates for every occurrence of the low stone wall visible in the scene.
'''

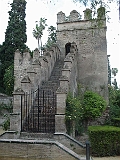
[0,138,86,160]
[54,133,86,155]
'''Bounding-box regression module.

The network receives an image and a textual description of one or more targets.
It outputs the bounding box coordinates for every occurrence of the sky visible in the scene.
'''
[0,0,120,86]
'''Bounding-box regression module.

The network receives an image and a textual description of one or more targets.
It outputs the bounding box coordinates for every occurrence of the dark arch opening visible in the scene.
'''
[65,42,71,56]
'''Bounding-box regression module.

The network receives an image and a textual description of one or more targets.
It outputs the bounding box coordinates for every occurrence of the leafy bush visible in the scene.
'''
[65,92,83,135]
[3,64,14,96]
[0,103,13,115]
[2,114,10,131]
[106,86,120,125]
[83,91,106,120]
[88,125,120,156]
[111,118,120,127]
[65,90,107,135]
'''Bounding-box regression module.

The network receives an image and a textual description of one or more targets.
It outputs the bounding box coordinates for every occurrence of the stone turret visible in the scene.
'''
[56,7,108,101]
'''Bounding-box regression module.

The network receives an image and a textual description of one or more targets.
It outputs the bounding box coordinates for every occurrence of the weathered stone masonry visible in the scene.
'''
[57,8,108,101]
[10,8,108,133]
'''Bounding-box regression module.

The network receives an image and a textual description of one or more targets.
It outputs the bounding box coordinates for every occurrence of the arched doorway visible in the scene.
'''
[65,42,71,56]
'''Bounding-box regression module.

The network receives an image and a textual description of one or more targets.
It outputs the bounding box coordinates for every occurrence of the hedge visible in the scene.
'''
[88,125,120,157]
[111,118,120,127]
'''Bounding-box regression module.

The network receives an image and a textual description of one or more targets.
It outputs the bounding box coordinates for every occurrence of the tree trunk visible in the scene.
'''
[38,38,41,55]
[83,119,88,133]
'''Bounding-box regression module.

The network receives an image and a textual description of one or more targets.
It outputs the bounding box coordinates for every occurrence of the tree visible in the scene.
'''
[4,0,27,61]
[107,55,111,85]
[33,18,47,55]
[3,64,14,96]
[0,0,27,94]
[43,25,56,49]
[112,68,118,89]
[82,91,106,129]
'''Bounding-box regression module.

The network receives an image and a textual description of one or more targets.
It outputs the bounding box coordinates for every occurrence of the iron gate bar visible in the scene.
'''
[21,86,56,133]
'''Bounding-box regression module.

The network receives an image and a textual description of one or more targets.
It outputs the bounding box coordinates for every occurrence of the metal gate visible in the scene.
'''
[21,87,56,133]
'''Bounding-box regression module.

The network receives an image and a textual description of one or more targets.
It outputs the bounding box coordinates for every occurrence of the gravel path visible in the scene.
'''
[92,157,120,160]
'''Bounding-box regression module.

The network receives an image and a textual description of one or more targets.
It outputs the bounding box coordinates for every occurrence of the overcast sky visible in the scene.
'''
[0,0,120,86]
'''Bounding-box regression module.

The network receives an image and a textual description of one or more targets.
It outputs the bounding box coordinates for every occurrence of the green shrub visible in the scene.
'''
[88,125,120,156]
[0,103,13,115]
[65,90,107,135]
[82,91,106,130]
[65,92,83,135]
[111,118,120,127]
[2,114,10,131]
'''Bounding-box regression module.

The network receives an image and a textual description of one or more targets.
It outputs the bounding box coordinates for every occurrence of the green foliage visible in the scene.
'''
[33,17,47,53]
[88,125,120,156]
[3,64,14,96]
[65,92,83,134]
[43,26,56,49]
[111,118,120,127]
[0,103,13,115]
[0,0,27,94]
[112,68,118,77]
[107,55,111,85]
[0,102,13,131]
[83,91,106,120]
[2,114,10,131]
[5,0,27,55]
[108,86,120,120]
[65,89,106,135]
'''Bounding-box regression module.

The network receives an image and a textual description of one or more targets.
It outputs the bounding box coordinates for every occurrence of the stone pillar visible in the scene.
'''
[27,66,37,90]
[62,68,71,79]
[59,76,69,92]
[55,87,67,133]
[64,56,73,68]
[10,88,24,133]
[21,75,31,93]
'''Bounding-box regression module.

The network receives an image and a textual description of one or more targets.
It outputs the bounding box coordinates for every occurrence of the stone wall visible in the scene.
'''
[14,44,61,93]
[55,43,78,133]
[57,7,108,101]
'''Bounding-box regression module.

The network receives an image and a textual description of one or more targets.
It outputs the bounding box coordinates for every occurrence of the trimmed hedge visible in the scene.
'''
[111,118,120,127]
[88,125,120,157]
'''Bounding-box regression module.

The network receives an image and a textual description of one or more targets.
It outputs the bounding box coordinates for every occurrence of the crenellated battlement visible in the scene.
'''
[14,45,61,92]
[57,7,106,24]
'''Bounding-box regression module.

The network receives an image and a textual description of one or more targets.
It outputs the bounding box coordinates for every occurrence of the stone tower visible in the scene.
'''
[56,8,108,101]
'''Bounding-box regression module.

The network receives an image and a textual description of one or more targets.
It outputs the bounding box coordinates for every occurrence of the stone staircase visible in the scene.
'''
[19,59,89,160]
[41,58,64,90]
[22,58,64,133]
